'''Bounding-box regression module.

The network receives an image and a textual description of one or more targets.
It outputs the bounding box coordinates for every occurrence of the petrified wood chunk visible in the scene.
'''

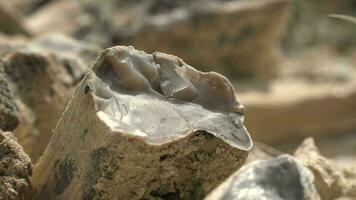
[0,130,32,200]
[205,155,320,200]
[32,46,252,200]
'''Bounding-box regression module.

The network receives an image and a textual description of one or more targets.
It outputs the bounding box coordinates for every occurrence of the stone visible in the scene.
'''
[245,141,282,164]
[205,155,320,200]
[0,130,32,200]
[0,61,19,131]
[0,33,96,162]
[31,46,252,200]
[0,4,30,36]
[2,49,76,162]
[0,34,27,58]
[294,137,347,200]
[25,0,291,79]
[28,33,98,84]
[282,0,356,52]
[240,77,356,144]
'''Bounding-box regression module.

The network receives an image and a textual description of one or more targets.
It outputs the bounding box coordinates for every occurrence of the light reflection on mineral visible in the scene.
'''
[92,46,252,150]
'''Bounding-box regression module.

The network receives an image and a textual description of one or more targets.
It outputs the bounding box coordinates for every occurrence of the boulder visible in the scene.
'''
[31,46,252,200]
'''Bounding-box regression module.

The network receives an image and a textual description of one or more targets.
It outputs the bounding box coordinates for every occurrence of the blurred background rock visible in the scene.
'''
[0,0,355,166]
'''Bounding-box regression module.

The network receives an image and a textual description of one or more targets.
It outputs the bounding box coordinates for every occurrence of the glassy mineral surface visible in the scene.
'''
[32,46,252,200]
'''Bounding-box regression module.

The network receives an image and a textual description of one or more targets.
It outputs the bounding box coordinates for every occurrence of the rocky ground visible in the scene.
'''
[0,0,355,199]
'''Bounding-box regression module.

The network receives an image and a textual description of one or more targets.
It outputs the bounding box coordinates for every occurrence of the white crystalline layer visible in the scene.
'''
[90,46,252,150]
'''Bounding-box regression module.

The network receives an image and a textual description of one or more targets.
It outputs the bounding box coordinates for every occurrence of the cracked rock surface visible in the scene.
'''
[0,130,32,200]
[32,46,252,200]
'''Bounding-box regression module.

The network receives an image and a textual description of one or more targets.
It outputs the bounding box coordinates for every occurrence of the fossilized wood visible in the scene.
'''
[32,46,252,200]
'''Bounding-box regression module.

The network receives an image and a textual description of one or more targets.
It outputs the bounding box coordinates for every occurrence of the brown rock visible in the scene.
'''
[0,33,96,162]
[0,130,32,200]
[25,0,291,79]
[0,61,19,131]
[241,78,356,144]
[3,50,76,162]
[0,4,30,36]
[294,137,346,200]
[127,0,291,79]
[32,46,252,200]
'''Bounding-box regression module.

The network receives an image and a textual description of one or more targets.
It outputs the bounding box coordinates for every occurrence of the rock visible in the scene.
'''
[294,137,347,200]
[0,34,27,58]
[29,33,98,66]
[245,141,282,163]
[25,0,291,79]
[0,33,96,162]
[0,61,19,131]
[205,155,320,200]
[282,0,356,52]
[3,50,76,162]
[240,77,356,144]
[28,33,98,84]
[126,0,291,80]
[0,4,30,36]
[0,130,32,200]
[31,46,252,200]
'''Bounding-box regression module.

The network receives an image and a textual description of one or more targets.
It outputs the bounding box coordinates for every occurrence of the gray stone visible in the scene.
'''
[205,155,320,200]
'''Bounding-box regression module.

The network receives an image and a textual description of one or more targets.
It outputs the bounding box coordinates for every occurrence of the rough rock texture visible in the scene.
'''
[294,137,350,200]
[343,165,356,199]
[32,46,252,200]
[0,130,32,200]
[0,34,96,162]
[3,50,77,162]
[0,61,19,131]
[205,155,320,200]
[25,0,291,79]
